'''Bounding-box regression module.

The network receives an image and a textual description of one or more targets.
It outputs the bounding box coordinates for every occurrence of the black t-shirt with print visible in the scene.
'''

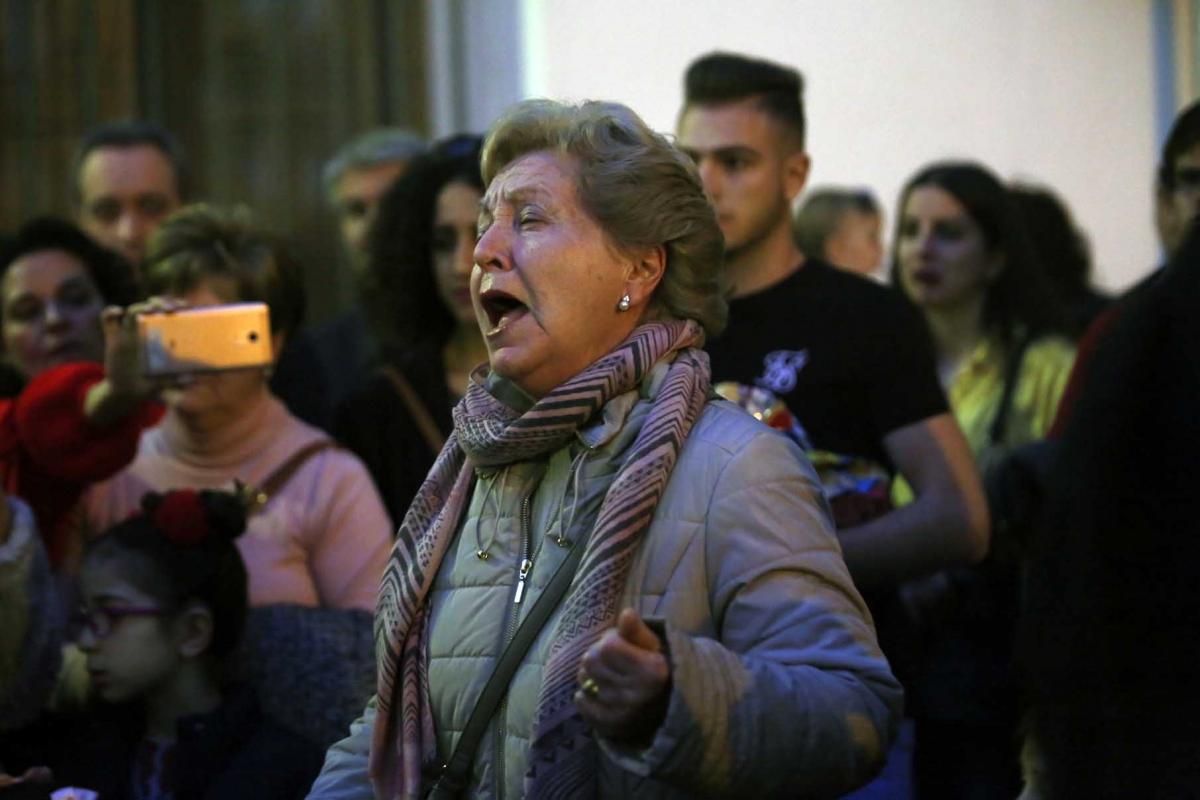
[706,259,948,472]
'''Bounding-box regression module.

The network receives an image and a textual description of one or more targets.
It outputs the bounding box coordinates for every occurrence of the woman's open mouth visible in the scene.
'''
[480,289,529,336]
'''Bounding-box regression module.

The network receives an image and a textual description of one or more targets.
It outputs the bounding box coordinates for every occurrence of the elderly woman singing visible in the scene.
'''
[309,99,901,800]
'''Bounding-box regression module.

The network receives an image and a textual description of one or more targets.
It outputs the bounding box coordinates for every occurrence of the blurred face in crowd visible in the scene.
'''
[473,151,650,399]
[78,144,182,266]
[432,180,483,326]
[677,98,808,259]
[825,209,884,276]
[1,248,105,377]
[160,278,270,423]
[896,184,1001,312]
[76,557,182,705]
[1156,141,1200,256]
[334,161,409,268]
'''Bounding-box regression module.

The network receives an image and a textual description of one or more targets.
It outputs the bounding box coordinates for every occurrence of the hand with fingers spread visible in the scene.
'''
[85,297,184,426]
[575,608,671,745]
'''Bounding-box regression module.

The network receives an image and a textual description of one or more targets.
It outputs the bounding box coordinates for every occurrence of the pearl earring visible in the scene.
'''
[617,293,632,312]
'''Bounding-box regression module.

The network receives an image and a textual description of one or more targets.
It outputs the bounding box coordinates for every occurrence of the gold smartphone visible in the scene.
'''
[138,303,273,377]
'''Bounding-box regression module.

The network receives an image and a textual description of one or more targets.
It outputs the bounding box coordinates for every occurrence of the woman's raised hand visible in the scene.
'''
[85,298,185,427]
[101,297,186,400]
[575,608,671,746]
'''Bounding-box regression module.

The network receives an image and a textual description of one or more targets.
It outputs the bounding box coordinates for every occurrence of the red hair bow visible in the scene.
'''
[152,490,210,546]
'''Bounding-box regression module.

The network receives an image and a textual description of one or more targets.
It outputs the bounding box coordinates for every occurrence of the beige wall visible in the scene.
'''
[507,0,1161,290]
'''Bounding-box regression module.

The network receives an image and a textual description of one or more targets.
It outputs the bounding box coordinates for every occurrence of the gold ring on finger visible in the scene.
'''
[580,676,600,698]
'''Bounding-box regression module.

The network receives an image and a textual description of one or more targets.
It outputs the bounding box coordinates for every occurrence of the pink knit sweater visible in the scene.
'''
[84,391,392,611]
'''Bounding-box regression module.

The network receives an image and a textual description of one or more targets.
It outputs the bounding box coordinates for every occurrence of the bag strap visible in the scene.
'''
[428,532,587,799]
[241,439,337,511]
[379,364,446,457]
[988,334,1034,446]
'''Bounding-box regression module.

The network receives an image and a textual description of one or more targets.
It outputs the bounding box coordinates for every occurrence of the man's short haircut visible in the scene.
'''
[322,128,429,202]
[482,99,728,338]
[73,120,188,203]
[683,52,806,148]
[794,188,880,258]
[1158,100,1200,191]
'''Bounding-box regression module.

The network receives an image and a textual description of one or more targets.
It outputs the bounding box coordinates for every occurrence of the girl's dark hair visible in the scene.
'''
[890,161,1063,344]
[84,489,249,659]
[361,135,483,356]
[0,217,139,322]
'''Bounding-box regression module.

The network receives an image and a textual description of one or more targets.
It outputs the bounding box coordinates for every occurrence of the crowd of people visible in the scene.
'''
[0,49,1195,800]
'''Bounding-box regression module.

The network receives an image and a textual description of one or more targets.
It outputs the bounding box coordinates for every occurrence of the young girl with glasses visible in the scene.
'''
[1,488,322,799]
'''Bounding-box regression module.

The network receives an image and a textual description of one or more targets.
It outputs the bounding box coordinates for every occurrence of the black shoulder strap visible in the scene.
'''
[240,439,337,512]
[988,334,1034,446]
[379,364,446,457]
[427,533,587,799]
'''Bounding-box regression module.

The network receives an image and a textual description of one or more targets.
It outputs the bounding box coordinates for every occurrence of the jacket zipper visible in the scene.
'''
[494,492,533,799]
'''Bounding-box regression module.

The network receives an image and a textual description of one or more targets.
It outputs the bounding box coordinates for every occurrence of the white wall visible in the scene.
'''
[494,0,1162,290]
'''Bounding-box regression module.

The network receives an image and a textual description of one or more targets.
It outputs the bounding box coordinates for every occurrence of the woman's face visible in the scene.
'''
[472,150,641,399]
[77,558,181,704]
[161,279,268,420]
[432,180,483,326]
[897,185,1000,311]
[1,248,105,378]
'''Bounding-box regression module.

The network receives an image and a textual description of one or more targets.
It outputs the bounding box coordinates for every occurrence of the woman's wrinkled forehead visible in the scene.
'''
[480,151,579,216]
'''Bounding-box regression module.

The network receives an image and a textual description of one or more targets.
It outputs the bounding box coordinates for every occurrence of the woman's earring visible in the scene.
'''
[617,293,632,312]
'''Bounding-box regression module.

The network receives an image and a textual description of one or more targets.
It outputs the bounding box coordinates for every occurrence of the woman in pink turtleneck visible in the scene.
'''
[84,205,391,611]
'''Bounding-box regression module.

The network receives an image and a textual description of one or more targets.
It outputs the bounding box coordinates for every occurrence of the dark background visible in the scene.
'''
[0,0,428,322]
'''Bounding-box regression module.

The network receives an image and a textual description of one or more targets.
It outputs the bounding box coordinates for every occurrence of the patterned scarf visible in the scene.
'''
[369,320,710,799]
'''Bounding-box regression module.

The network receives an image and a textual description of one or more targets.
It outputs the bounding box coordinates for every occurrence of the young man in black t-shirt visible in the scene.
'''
[676,52,988,591]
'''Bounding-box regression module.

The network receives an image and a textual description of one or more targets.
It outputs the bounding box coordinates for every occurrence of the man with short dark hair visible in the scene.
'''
[677,51,988,589]
[73,121,186,267]
[677,53,990,794]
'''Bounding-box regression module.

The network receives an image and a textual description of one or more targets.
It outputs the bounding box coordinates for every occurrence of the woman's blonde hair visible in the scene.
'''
[481,99,727,337]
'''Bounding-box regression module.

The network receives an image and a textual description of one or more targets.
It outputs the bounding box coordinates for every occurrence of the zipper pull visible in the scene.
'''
[513,558,533,604]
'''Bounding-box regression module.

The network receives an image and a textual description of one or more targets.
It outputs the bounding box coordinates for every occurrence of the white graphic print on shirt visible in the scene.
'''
[757,349,809,395]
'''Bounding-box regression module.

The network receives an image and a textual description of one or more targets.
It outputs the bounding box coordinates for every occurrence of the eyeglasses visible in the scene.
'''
[72,605,165,639]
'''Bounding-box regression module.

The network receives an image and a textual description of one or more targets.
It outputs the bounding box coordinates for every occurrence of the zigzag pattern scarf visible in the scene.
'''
[368,320,709,799]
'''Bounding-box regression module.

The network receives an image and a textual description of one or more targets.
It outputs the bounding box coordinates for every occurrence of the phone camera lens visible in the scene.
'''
[248,331,259,342]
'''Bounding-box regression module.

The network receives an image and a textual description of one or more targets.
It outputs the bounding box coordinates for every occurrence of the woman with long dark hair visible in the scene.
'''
[890,162,1076,798]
